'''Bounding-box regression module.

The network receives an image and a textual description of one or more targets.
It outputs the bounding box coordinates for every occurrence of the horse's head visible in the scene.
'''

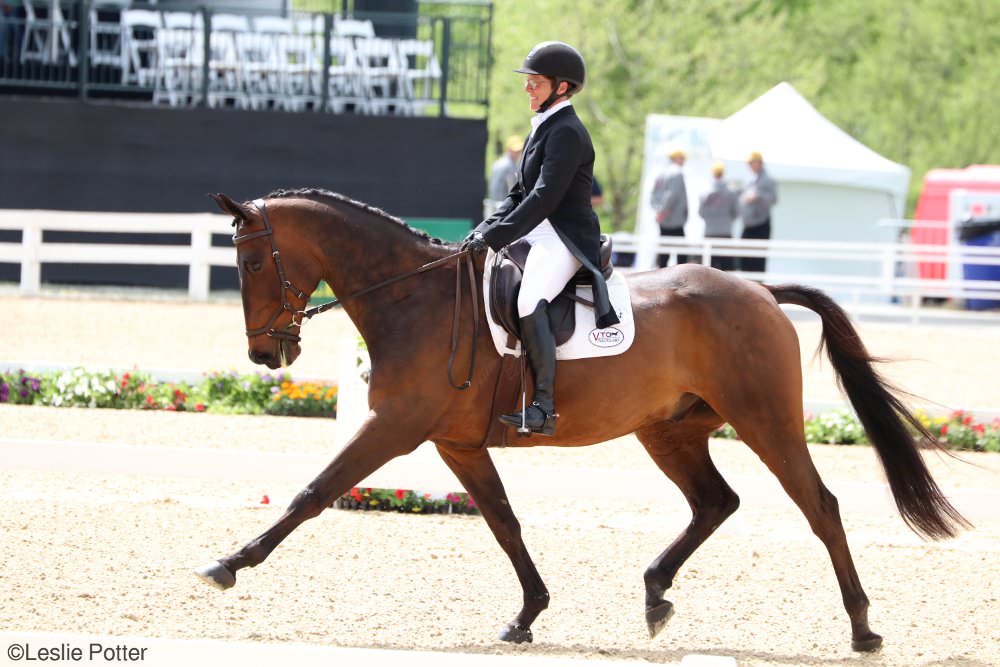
[210,192,322,369]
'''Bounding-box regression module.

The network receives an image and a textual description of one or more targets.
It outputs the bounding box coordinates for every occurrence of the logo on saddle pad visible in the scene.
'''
[589,327,625,348]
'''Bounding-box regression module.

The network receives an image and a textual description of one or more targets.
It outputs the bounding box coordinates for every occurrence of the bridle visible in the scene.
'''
[231,198,480,389]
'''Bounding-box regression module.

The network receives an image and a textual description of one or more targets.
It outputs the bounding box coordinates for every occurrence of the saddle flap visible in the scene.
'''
[488,240,576,347]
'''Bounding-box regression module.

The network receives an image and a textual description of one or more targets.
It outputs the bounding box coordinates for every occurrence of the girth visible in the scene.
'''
[488,234,613,346]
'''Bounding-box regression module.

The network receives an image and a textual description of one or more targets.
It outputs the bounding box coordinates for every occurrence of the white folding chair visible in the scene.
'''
[243,15,292,110]
[281,13,325,111]
[325,35,366,113]
[120,8,160,86]
[88,0,130,80]
[153,10,203,107]
[19,0,47,62]
[353,37,404,115]
[333,18,374,39]
[20,0,76,66]
[396,38,442,115]
[207,13,249,109]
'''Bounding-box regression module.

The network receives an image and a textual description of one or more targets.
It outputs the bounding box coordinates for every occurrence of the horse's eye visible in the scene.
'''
[245,260,263,274]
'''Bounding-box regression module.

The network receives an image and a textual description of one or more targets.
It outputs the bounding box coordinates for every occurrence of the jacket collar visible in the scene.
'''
[529,99,573,137]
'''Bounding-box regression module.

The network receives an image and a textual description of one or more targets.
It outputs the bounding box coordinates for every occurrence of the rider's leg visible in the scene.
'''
[500,226,580,435]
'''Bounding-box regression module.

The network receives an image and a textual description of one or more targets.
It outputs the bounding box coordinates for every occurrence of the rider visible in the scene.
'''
[462,41,619,436]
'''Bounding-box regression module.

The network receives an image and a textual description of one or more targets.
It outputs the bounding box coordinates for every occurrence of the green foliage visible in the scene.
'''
[44,367,133,409]
[338,487,480,515]
[933,410,1000,453]
[714,407,1000,452]
[198,370,290,415]
[0,369,43,405]
[0,367,336,418]
[803,408,870,445]
[487,0,1000,228]
[267,380,338,418]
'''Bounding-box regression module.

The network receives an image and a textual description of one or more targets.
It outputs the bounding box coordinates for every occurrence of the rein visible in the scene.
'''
[232,199,480,390]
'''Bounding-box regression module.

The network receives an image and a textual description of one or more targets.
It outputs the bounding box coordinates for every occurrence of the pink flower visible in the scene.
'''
[940,424,949,436]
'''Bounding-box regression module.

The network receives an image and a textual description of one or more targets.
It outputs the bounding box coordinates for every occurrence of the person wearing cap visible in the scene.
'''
[737,151,778,274]
[461,41,619,437]
[698,161,740,271]
[650,147,689,267]
[488,135,525,204]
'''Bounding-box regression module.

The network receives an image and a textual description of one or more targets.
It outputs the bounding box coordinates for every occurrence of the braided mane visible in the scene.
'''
[265,187,446,245]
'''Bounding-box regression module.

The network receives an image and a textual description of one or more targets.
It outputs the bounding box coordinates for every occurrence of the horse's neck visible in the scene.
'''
[317,205,452,343]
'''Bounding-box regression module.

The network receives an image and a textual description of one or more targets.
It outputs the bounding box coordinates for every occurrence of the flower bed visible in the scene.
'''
[714,407,1000,453]
[0,367,336,418]
[334,487,480,515]
[3,366,998,452]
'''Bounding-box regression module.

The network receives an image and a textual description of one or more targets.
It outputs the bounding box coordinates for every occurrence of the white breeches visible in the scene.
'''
[517,220,582,318]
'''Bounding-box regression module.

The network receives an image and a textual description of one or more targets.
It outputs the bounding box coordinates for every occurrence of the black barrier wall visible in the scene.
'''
[0,97,485,218]
[0,97,486,288]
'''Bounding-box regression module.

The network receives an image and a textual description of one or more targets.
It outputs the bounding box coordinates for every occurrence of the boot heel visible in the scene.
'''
[532,413,556,437]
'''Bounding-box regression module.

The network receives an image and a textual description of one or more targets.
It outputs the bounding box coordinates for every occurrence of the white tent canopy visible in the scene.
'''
[708,81,910,217]
[635,83,911,301]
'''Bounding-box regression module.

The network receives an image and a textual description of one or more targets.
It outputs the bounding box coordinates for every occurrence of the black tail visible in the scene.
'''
[767,283,972,540]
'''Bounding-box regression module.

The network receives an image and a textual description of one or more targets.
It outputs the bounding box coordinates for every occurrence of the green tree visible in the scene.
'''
[488,0,1000,227]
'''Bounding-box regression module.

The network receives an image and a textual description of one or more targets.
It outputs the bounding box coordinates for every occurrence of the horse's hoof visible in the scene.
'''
[498,623,533,644]
[851,632,883,652]
[193,560,236,591]
[646,600,675,639]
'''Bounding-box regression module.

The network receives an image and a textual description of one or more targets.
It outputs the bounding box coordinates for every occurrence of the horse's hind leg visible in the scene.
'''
[731,414,882,652]
[635,420,740,639]
[435,445,548,644]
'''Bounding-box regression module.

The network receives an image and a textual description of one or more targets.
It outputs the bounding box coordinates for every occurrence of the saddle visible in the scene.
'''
[488,235,614,346]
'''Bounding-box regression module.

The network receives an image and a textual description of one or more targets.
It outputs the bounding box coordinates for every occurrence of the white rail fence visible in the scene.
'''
[1,210,999,320]
[0,210,234,301]
[611,233,1000,318]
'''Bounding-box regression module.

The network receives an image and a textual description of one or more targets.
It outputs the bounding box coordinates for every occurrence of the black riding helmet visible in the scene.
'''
[515,41,586,113]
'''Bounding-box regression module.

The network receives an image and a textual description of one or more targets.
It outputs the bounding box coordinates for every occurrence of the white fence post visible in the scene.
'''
[20,222,41,296]
[189,227,212,301]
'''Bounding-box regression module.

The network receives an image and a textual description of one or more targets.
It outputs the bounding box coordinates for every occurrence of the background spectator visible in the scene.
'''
[488,134,524,203]
[698,161,740,270]
[737,150,778,274]
[0,1,23,62]
[591,175,604,209]
[650,147,688,267]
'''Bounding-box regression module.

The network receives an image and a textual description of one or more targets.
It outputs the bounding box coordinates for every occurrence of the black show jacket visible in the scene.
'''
[475,105,619,328]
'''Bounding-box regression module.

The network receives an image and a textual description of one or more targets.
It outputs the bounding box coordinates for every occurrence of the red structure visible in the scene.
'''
[912,165,1000,279]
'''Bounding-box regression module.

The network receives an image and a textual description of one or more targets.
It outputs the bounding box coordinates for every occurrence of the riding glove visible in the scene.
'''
[461,231,488,255]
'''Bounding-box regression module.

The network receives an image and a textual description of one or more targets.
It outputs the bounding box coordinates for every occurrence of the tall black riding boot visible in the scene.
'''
[499,300,557,436]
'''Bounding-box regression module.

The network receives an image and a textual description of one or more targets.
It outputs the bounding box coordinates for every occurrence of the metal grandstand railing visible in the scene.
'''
[0,0,491,116]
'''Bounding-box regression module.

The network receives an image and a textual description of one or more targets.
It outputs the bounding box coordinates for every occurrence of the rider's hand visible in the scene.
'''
[461,231,488,256]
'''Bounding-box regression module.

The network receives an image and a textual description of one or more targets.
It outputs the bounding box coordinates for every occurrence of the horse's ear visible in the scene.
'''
[209,193,254,220]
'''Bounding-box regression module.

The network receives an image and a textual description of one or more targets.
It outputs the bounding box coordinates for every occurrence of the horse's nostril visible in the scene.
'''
[249,350,272,365]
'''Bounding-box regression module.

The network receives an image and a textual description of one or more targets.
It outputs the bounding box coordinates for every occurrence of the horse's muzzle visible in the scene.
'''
[249,338,300,369]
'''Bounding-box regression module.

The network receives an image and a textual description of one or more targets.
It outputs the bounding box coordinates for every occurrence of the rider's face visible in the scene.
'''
[524,75,553,112]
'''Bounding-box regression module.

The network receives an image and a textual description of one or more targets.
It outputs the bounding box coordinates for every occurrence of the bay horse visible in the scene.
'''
[198,188,969,652]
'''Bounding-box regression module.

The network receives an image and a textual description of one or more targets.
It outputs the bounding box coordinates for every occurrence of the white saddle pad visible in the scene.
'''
[483,249,635,360]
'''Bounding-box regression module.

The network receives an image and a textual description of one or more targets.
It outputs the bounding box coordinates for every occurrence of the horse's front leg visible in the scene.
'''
[435,445,549,644]
[195,412,423,590]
